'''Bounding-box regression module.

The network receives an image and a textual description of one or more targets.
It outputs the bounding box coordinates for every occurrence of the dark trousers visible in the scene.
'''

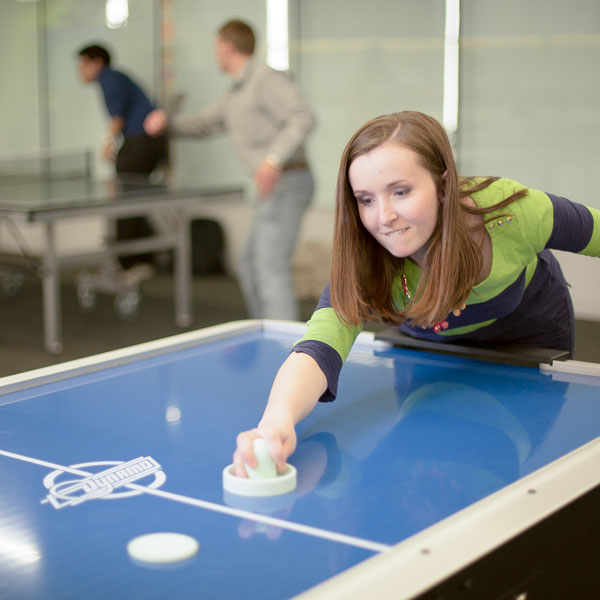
[116,133,168,175]
[115,134,168,268]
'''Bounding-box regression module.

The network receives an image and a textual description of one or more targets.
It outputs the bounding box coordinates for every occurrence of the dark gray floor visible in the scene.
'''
[0,270,314,377]
[1,270,599,377]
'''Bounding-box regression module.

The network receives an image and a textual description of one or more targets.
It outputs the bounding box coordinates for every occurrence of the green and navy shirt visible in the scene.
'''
[293,179,600,402]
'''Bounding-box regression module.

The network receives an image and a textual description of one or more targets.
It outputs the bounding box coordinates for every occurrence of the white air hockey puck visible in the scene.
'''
[127,532,199,564]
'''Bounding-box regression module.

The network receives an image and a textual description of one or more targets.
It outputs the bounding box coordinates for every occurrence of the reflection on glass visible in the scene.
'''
[165,404,182,425]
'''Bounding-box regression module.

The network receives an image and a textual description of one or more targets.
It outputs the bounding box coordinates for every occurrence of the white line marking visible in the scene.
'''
[125,483,391,553]
[0,449,92,476]
[0,449,391,554]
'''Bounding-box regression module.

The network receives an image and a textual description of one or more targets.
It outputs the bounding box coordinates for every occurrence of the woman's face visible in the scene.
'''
[348,141,440,266]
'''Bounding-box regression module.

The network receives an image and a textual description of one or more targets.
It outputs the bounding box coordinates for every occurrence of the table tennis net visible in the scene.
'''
[0,149,93,183]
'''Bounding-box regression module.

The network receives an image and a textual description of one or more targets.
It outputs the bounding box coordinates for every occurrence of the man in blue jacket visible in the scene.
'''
[77,43,167,268]
[77,43,167,176]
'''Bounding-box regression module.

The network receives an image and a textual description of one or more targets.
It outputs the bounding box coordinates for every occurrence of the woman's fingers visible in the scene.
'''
[233,423,297,477]
[258,423,296,472]
[233,429,260,477]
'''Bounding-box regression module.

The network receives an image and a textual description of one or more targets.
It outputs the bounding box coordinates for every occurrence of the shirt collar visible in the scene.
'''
[231,56,255,88]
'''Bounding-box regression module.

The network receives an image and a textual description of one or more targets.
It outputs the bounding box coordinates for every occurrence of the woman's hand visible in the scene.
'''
[232,352,326,479]
[233,421,297,478]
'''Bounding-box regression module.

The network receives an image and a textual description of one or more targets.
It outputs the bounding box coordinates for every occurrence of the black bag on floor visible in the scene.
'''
[191,218,225,275]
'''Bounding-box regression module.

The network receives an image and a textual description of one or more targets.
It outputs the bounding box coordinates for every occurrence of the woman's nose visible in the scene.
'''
[378,199,398,225]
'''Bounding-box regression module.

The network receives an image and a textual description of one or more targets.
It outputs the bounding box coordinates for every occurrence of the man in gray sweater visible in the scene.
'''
[145,19,315,320]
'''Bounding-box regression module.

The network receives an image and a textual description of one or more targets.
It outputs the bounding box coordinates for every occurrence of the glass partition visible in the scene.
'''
[167,0,266,189]
[458,0,600,208]
[0,1,41,153]
[289,0,445,207]
[0,0,159,179]
[1,0,598,207]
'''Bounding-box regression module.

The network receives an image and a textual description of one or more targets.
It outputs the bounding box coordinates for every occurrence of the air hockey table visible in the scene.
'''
[1,319,599,599]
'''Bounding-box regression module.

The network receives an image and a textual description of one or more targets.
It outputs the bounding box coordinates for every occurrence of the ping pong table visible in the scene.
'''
[0,149,243,354]
[1,319,599,599]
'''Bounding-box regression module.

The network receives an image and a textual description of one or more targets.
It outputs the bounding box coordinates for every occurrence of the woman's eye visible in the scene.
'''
[393,189,408,197]
[357,196,373,206]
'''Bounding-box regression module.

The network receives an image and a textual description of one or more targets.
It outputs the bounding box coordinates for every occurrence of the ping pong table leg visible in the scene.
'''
[41,221,63,354]
[174,210,192,328]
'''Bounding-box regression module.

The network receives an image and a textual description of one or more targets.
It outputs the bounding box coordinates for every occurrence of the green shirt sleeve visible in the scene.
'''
[294,306,362,364]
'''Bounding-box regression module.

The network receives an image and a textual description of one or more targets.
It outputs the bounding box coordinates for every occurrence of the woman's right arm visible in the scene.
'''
[233,351,327,477]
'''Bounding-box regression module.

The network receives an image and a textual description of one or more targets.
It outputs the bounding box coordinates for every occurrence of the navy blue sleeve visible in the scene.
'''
[545,193,594,252]
[292,340,342,403]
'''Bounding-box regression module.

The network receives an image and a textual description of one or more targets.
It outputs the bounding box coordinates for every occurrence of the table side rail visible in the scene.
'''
[0,320,263,398]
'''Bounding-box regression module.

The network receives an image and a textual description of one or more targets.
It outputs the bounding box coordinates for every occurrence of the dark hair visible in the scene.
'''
[218,20,256,55]
[330,111,527,328]
[78,44,111,66]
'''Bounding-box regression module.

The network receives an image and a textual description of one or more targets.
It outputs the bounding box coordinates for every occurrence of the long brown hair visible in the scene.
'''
[330,111,525,328]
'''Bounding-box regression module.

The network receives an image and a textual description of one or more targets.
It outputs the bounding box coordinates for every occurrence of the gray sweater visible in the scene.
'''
[171,58,316,172]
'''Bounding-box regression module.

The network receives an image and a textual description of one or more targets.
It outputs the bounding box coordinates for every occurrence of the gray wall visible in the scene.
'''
[165,0,599,211]
[458,0,600,208]
[292,0,445,210]
[0,0,158,179]
[2,0,597,205]
[0,0,599,317]
[0,1,41,152]
[167,0,265,188]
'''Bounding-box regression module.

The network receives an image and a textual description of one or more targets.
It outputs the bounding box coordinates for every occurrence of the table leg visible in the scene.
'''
[42,221,63,354]
[106,216,117,262]
[174,211,192,327]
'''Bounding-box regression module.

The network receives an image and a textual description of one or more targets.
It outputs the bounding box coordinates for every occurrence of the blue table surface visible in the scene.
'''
[1,328,599,599]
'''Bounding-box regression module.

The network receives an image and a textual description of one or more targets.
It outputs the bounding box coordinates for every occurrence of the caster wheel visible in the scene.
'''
[115,289,140,318]
[77,280,96,312]
[1,273,25,297]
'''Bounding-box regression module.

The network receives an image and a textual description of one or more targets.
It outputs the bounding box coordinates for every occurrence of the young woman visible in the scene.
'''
[233,111,600,476]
